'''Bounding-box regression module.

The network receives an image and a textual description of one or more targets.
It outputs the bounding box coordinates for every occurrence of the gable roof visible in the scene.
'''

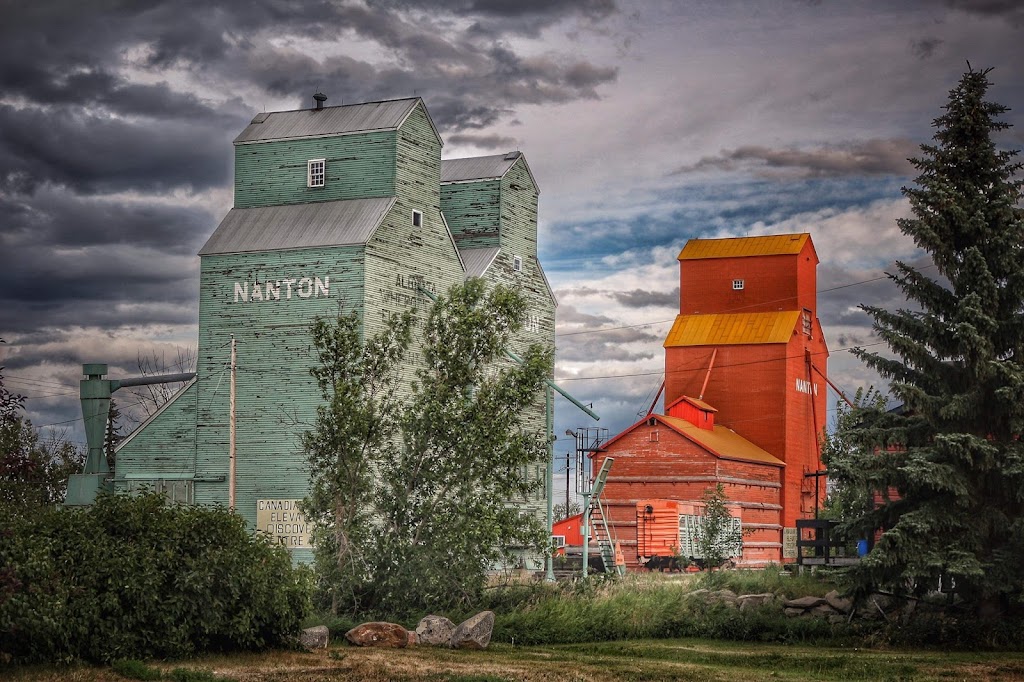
[601,414,784,467]
[666,395,717,413]
[664,311,800,347]
[233,97,442,146]
[199,197,396,256]
[678,233,809,260]
[441,152,540,194]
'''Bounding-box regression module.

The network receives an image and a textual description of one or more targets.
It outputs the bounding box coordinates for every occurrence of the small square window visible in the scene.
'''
[513,255,523,272]
[412,210,423,227]
[552,535,566,548]
[307,159,325,188]
[732,279,745,290]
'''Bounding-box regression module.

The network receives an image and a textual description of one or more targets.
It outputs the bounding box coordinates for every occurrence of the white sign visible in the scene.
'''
[256,499,312,549]
[783,527,798,559]
[795,378,819,396]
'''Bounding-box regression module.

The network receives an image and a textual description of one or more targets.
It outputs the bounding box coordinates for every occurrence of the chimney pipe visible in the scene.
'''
[313,92,327,110]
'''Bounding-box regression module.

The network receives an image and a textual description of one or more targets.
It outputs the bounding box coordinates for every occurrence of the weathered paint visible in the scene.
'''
[234,131,397,208]
[115,98,556,567]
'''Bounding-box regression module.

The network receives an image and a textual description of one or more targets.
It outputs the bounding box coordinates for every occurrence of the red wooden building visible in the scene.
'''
[593,233,829,567]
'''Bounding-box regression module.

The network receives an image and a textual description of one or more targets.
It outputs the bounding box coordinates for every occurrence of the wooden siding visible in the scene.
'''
[193,245,366,563]
[441,179,501,248]
[593,421,783,568]
[114,381,199,482]
[234,132,397,208]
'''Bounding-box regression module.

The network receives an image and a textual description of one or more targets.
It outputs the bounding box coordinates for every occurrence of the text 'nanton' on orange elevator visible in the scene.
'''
[591,233,829,568]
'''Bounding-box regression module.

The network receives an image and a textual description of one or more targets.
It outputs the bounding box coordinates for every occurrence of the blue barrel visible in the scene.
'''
[857,539,869,557]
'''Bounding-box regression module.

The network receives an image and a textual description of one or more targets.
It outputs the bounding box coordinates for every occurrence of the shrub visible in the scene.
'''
[0,493,310,663]
[112,659,162,681]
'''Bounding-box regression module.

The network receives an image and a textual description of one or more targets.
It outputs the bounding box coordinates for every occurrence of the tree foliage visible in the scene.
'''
[1,338,84,516]
[834,67,1024,614]
[302,309,412,614]
[554,500,582,521]
[302,280,552,617]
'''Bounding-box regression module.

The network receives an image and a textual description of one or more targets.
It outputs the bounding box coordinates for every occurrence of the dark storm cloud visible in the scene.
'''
[0,188,208,333]
[0,105,234,195]
[673,139,919,179]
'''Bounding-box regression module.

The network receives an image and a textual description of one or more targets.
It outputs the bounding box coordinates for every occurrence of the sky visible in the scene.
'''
[1,0,1022,490]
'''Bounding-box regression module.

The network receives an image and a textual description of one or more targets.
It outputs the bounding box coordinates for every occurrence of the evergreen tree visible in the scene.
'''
[836,67,1024,615]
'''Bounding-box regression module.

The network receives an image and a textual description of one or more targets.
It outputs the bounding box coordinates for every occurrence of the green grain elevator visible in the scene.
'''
[113,96,556,567]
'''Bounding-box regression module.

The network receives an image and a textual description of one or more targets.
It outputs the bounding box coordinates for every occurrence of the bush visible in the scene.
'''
[0,493,310,664]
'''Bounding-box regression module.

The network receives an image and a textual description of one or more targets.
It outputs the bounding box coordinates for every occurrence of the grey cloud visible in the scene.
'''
[612,287,679,308]
[673,139,919,179]
[555,303,615,327]
[943,0,1024,26]
[557,324,661,363]
[446,133,519,148]
[910,37,944,59]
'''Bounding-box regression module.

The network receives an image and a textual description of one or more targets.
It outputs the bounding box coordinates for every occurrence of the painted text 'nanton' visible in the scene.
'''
[233,277,330,302]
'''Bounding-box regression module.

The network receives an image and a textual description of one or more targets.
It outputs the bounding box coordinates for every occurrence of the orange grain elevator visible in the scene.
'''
[663,233,829,528]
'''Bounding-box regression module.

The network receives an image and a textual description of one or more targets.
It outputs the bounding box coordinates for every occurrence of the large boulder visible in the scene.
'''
[450,611,495,650]
[825,590,853,614]
[344,622,410,648]
[416,615,456,646]
[299,625,329,650]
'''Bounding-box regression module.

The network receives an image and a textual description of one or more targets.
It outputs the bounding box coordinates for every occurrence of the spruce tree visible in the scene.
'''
[837,67,1024,615]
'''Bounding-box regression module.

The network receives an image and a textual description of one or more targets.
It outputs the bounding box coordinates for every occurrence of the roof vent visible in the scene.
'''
[313,92,328,110]
[503,151,521,160]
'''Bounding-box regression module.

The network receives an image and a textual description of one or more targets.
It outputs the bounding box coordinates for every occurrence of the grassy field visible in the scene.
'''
[6,639,1024,682]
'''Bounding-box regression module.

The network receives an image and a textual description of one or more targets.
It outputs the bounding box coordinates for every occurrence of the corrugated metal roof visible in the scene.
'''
[233,98,436,144]
[678,233,809,260]
[458,246,500,278]
[660,415,785,467]
[442,153,517,182]
[199,198,396,256]
[441,152,540,193]
[663,311,800,347]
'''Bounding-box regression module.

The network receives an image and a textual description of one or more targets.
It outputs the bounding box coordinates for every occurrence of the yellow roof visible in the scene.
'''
[660,415,785,467]
[678,233,808,260]
[664,311,800,347]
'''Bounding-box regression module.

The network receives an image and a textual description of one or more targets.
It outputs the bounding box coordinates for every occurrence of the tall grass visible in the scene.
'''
[488,572,844,646]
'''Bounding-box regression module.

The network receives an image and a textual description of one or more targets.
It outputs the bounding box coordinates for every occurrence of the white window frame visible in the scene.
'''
[732,279,745,290]
[513,255,523,272]
[552,535,566,548]
[307,158,325,188]
[412,209,423,227]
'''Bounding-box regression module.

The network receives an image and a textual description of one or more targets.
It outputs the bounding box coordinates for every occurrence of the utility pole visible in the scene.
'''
[229,335,237,509]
